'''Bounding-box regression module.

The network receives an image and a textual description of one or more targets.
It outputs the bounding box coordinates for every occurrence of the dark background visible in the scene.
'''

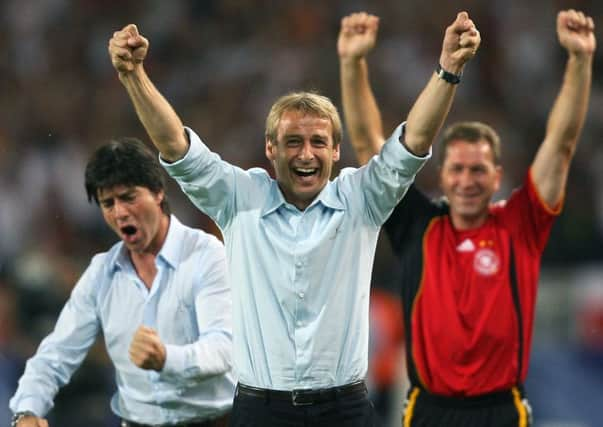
[0,1,601,426]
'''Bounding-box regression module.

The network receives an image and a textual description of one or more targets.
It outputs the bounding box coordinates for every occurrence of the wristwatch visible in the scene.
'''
[11,411,36,427]
[435,63,462,85]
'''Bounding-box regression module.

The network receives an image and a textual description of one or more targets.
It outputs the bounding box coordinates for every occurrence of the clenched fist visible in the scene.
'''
[557,9,596,57]
[439,12,481,75]
[108,24,149,75]
[129,325,166,371]
[337,12,380,61]
[14,414,48,427]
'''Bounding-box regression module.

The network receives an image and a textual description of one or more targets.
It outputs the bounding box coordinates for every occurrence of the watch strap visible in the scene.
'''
[435,63,462,84]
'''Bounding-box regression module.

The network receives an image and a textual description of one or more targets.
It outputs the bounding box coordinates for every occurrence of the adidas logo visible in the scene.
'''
[456,238,475,252]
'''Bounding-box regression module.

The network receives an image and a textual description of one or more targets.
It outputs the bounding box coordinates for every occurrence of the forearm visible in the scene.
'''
[532,53,592,206]
[10,359,61,416]
[161,332,232,382]
[340,57,385,165]
[545,53,592,154]
[120,67,188,162]
[10,318,98,415]
[404,72,457,156]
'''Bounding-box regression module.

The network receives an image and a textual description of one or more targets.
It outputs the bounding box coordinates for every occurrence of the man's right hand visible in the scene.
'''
[439,11,480,75]
[337,12,380,62]
[108,24,149,75]
[16,414,48,427]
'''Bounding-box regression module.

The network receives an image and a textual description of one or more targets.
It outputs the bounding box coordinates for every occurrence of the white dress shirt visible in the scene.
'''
[10,216,235,424]
[162,124,429,390]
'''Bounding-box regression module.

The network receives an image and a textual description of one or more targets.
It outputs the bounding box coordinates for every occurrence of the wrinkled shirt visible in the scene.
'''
[10,216,235,424]
[162,124,428,390]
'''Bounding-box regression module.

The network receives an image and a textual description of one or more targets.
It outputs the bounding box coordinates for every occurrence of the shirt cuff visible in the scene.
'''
[11,397,48,418]
[159,127,211,178]
[160,343,187,378]
[381,122,432,176]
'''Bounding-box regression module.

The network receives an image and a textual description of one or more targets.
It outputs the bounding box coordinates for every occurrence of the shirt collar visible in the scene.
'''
[109,214,183,273]
[261,180,345,217]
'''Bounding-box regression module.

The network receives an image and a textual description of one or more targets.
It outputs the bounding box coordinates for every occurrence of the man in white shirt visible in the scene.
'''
[10,138,235,427]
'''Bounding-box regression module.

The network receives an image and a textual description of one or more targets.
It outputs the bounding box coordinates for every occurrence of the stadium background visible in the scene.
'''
[0,0,601,426]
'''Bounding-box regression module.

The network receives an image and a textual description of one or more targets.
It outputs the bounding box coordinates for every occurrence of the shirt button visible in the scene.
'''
[296,261,302,268]
[298,292,305,299]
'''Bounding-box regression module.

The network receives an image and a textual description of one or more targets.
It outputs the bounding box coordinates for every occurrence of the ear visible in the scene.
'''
[154,189,165,205]
[493,165,503,192]
[332,143,341,162]
[438,166,444,190]
[265,138,276,161]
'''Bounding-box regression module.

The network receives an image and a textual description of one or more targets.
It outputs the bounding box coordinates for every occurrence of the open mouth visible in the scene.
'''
[121,225,138,236]
[293,167,318,178]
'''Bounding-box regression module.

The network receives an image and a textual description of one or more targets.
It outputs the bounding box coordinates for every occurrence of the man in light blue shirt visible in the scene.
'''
[10,138,234,427]
[108,10,478,425]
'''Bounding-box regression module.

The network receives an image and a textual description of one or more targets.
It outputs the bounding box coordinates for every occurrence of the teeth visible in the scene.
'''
[296,168,316,173]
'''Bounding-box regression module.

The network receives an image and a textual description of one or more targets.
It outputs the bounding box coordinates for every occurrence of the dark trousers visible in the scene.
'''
[121,412,230,427]
[229,382,375,427]
[402,386,532,427]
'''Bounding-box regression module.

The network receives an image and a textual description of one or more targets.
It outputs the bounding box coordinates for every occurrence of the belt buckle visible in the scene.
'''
[291,389,313,406]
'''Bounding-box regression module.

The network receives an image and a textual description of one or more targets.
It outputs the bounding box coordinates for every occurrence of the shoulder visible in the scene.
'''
[88,242,121,276]
[330,166,360,194]
[178,224,226,260]
[488,199,508,215]
[73,243,120,297]
[246,167,274,185]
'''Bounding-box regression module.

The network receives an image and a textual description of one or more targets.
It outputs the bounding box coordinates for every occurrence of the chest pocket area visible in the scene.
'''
[160,297,197,345]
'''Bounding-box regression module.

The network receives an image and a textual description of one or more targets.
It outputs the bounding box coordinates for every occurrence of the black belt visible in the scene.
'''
[120,412,229,427]
[411,385,525,409]
[121,422,205,427]
[235,380,367,406]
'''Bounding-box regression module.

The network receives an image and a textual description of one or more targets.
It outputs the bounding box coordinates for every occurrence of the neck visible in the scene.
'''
[129,214,170,289]
[129,214,170,263]
[278,184,314,211]
[450,211,489,231]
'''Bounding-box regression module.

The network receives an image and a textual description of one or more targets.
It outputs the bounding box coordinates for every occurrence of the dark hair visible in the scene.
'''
[85,137,170,214]
[439,121,501,165]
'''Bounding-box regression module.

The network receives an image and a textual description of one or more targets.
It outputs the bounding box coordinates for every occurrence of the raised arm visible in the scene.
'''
[108,24,188,162]
[531,9,595,208]
[405,12,480,156]
[338,13,384,165]
[339,12,481,163]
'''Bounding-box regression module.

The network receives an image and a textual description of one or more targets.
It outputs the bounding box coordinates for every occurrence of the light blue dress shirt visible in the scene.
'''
[10,216,235,424]
[162,124,429,390]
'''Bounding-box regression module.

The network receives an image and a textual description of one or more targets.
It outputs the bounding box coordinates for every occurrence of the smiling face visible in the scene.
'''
[98,185,169,254]
[265,110,340,210]
[440,139,502,230]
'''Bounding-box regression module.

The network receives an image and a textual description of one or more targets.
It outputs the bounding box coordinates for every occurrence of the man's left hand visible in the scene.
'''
[557,9,596,57]
[129,326,167,371]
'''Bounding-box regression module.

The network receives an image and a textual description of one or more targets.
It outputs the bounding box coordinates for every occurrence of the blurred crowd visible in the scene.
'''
[0,1,601,426]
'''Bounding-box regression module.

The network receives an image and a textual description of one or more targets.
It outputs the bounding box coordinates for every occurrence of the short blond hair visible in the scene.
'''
[440,121,502,165]
[265,91,343,146]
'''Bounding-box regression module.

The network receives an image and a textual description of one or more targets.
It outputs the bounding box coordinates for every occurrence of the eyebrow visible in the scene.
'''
[282,132,329,140]
[98,188,137,203]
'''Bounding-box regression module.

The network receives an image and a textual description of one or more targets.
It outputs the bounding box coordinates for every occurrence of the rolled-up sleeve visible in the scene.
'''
[9,263,101,416]
[345,123,432,227]
[160,239,232,383]
[160,128,238,228]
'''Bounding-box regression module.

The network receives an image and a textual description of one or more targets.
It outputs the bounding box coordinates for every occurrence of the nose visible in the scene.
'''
[112,200,129,220]
[298,141,314,161]
[458,169,474,187]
